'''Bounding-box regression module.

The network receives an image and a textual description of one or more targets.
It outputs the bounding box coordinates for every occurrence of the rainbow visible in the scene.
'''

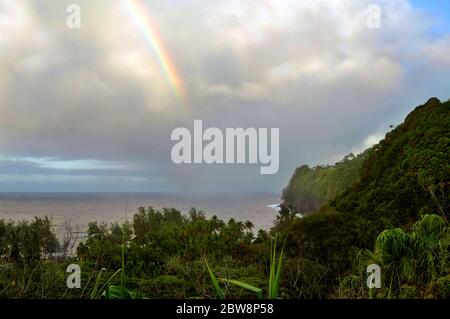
[122,0,186,106]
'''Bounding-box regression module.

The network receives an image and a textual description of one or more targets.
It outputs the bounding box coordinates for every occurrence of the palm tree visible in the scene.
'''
[411,214,449,281]
[360,228,412,297]
[359,214,449,298]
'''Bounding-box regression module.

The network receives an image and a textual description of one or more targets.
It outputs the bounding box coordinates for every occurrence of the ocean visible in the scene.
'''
[0,192,281,237]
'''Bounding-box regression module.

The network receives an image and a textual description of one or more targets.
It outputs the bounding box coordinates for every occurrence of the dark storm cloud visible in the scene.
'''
[0,0,449,192]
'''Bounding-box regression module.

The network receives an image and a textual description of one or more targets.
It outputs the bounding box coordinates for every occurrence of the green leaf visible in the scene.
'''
[102,285,133,299]
[220,278,264,299]
[268,236,284,299]
[204,257,225,299]
[90,268,106,299]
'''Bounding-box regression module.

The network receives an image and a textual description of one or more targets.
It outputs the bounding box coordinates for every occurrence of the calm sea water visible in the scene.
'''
[0,193,281,236]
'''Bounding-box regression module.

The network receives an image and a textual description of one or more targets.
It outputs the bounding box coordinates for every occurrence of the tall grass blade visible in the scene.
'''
[89,268,106,299]
[204,257,225,299]
[271,247,284,299]
[97,269,121,299]
[268,236,284,299]
[220,278,264,299]
[121,232,125,299]
[268,238,276,298]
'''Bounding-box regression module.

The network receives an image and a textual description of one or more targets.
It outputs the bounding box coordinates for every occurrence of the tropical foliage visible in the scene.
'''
[339,214,450,298]
[277,97,450,298]
[0,97,448,299]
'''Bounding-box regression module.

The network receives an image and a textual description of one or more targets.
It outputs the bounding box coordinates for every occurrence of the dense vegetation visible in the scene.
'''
[339,214,450,298]
[0,208,272,298]
[282,152,366,213]
[331,97,449,226]
[277,97,450,298]
[0,97,448,299]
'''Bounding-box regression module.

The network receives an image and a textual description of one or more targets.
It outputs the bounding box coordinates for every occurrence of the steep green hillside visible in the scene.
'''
[330,97,449,226]
[282,152,366,213]
[278,97,450,297]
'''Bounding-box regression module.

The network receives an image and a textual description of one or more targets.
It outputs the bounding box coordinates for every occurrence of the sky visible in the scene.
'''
[0,0,449,193]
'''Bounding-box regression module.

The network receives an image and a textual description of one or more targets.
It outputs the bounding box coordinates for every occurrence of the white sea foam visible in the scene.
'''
[266,203,281,212]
